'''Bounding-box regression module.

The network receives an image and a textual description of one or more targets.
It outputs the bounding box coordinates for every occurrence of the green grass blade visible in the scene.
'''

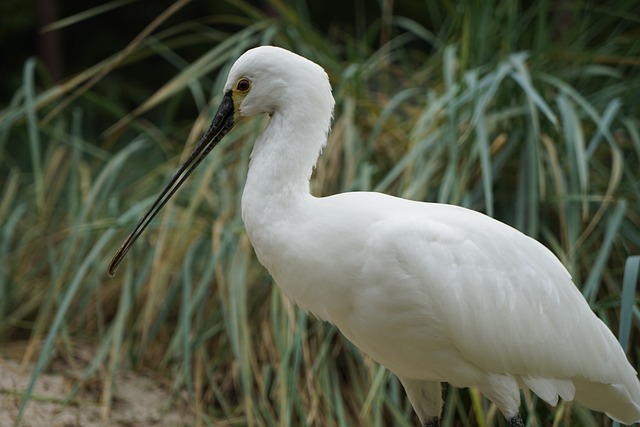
[42,0,141,32]
[582,200,627,303]
[23,58,44,213]
[619,256,639,351]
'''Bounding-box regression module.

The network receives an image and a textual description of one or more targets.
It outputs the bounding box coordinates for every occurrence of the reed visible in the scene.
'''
[1,0,638,425]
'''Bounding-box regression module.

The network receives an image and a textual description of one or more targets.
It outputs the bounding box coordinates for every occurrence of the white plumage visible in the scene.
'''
[109,46,640,426]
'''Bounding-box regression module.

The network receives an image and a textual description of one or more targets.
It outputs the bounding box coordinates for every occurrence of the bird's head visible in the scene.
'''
[223,46,334,122]
[107,46,333,276]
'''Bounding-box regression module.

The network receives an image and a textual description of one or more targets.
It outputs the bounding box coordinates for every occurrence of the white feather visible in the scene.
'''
[222,46,640,425]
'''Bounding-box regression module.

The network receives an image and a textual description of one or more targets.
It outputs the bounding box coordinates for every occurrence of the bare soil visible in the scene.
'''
[0,357,193,427]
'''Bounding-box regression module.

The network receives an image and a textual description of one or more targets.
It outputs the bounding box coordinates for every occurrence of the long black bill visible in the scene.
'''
[107,91,235,277]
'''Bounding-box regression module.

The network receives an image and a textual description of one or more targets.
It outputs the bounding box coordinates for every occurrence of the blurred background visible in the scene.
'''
[0,0,639,426]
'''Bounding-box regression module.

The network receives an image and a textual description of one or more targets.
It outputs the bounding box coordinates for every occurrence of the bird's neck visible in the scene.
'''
[240,106,330,287]
[243,108,328,203]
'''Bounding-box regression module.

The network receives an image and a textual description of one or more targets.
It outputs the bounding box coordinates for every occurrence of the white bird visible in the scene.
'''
[108,46,640,426]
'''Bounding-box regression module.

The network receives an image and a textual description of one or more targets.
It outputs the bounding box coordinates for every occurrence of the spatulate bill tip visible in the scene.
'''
[107,253,123,277]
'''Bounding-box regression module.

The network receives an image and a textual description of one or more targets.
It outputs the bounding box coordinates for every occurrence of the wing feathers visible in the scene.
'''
[522,377,576,406]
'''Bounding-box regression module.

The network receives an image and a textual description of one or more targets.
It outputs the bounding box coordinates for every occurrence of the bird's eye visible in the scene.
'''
[236,79,251,92]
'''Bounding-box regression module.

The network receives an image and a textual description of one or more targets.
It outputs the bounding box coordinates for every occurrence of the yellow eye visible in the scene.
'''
[236,78,251,92]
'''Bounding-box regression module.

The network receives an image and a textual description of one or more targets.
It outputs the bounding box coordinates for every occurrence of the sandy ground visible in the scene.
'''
[0,357,193,427]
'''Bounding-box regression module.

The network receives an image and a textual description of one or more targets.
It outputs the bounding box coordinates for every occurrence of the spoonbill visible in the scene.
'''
[108,46,640,426]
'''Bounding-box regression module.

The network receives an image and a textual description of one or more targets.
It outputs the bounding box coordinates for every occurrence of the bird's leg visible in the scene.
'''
[424,417,439,427]
[509,414,524,427]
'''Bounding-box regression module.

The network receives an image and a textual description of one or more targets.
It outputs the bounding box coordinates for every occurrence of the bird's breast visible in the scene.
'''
[241,195,354,322]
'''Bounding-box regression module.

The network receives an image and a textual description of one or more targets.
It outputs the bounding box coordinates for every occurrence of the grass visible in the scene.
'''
[1,0,639,426]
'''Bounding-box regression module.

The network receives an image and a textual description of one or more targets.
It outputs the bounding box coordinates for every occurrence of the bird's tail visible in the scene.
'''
[573,376,640,425]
